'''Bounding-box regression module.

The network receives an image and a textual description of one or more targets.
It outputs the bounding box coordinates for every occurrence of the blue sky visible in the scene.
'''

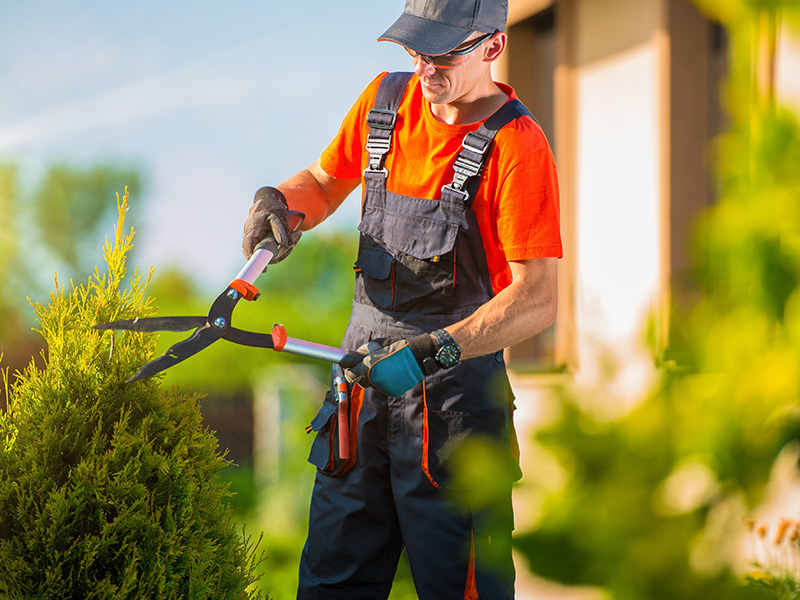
[0,1,410,287]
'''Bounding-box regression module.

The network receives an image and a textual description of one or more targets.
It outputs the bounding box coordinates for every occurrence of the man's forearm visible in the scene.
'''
[277,160,360,230]
[444,257,558,360]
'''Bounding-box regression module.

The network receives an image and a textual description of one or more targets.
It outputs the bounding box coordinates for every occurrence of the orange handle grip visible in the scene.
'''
[335,370,350,461]
[338,398,349,461]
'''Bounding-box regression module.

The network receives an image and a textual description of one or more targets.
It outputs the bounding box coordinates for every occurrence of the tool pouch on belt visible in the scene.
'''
[307,383,361,477]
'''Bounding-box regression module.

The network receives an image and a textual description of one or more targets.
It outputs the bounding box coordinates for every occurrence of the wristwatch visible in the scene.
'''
[431,329,461,368]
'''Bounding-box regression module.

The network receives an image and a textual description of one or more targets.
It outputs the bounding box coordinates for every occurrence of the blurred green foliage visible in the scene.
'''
[0,165,19,310]
[33,163,143,279]
[512,2,800,599]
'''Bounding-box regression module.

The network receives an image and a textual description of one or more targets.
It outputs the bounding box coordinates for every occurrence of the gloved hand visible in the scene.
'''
[242,186,302,264]
[344,333,438,397]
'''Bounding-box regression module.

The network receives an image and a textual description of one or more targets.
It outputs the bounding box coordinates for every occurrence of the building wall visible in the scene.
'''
[499,0,669,404]
[501,0,800,384]
[572,0,662,394]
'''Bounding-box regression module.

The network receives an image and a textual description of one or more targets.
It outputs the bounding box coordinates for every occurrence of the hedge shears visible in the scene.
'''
[94,211,356,458]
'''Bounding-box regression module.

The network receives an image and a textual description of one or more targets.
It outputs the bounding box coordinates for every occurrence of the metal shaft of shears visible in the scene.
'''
[281,337,351,365]
[268,324,355,367]
[234,246,274,286]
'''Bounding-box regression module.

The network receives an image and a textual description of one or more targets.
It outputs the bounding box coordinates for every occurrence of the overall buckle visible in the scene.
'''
[461,131,492,155]
[366,108,397,131]
[364,136,392,175]
[364,109,397,176]
[441,131,493,202]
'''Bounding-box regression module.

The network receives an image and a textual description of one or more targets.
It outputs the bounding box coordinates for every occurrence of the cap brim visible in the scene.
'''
[378,12,472,55]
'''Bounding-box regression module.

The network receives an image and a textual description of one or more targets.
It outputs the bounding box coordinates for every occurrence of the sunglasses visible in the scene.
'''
[405,32,494,69]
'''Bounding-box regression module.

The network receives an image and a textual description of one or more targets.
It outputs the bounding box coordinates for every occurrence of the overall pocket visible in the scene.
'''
[354,241,395,310]
[421,355,520,489]
[356,199,464,313]
[306,390,356,477]
[423,404,510,489]
[307,384,362,477]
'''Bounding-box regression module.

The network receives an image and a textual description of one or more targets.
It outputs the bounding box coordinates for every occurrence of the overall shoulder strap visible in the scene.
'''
[442,99,538,206]
[373,71,414,112]
[364,72,413,176]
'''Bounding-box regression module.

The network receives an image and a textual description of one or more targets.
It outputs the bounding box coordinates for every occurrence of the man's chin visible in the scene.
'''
[420,85,449,105]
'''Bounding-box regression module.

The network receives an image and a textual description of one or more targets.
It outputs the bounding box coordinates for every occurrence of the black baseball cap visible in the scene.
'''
[379,0,508,56]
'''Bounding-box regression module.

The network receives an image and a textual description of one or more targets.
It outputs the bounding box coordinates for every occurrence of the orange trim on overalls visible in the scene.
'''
[347,384,365,462]
[420,381,442,489]
[465,531,478,600]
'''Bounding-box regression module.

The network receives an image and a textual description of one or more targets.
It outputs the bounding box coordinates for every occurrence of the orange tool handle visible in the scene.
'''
[335,366,350,461]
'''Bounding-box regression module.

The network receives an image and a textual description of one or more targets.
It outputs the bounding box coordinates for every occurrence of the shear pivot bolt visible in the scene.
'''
[213,317,226,329]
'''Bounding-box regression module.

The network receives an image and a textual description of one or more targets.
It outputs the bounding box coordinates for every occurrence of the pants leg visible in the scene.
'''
[297,384,403,600]
[388,398,516,600]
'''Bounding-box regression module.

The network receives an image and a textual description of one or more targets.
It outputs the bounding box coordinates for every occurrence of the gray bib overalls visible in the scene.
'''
[299,73,533,600]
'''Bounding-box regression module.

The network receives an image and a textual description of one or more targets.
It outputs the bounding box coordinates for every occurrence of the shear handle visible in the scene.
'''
[334,365,350,461]
[234,210,306,290]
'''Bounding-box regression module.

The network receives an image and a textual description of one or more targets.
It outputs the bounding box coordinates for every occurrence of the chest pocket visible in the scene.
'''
[355,193,468,314]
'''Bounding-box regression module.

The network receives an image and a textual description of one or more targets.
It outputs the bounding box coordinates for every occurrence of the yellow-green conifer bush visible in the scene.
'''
[0,191,264,599]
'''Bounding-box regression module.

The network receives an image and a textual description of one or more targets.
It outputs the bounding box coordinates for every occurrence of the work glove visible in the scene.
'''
[344,333,438,397]
[242,186,302,264]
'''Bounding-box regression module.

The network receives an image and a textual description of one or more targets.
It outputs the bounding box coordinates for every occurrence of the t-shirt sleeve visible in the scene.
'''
[495,144,562,261]
[319,73,388,180]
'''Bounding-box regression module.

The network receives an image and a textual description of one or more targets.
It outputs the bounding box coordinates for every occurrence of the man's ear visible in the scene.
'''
[484,32,507,62]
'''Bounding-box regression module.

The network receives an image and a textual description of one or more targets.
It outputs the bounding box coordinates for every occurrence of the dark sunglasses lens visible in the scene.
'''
[431,54,461,67]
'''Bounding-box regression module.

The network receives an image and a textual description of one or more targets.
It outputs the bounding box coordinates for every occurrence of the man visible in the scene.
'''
[242,0,561,597]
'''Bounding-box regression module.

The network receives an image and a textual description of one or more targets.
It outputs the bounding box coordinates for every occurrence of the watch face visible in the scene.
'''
[436,344,461,367]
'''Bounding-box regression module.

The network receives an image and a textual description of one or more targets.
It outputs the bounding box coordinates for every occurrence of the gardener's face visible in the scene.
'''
[408,32,500,106]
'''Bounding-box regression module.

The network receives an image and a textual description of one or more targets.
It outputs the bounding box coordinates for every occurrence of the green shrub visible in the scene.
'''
[0,190,264,599]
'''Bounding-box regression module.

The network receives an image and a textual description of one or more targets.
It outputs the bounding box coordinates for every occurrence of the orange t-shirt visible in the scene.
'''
[320,72,562,295]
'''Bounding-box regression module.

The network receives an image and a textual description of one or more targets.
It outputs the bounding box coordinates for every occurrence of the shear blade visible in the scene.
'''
[94,316,208,332]
[126,325,219,382]
[223,327,276,348]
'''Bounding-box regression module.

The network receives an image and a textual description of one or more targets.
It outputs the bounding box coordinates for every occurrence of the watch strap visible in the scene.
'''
[406,333,439,376]
[430,329,454,350]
